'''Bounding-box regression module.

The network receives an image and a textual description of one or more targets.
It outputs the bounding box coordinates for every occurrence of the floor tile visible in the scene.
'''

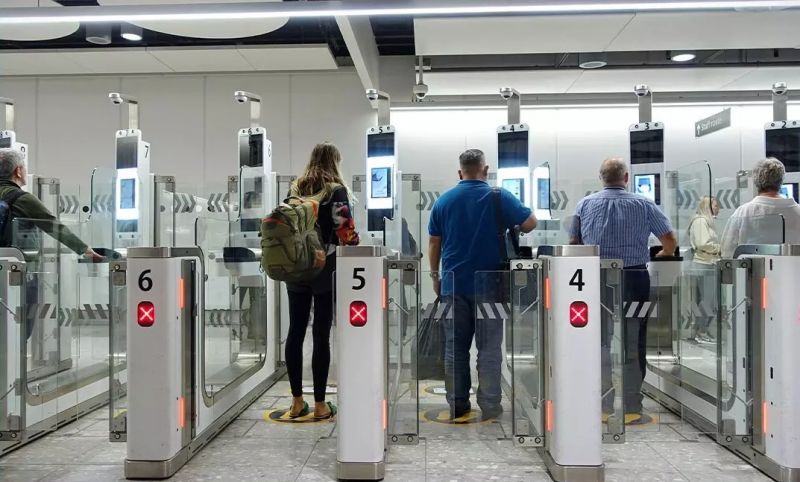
[216,419,258,438]
[0,465,58,482]
[605,468,689,482]
[0,436,105,465]
[37,464,125,482]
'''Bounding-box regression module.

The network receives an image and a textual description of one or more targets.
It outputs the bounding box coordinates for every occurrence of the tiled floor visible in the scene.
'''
[0,382,774,482]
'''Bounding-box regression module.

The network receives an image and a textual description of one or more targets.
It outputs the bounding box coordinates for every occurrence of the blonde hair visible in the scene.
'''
[293,143,351,199]
[695,196,716,219]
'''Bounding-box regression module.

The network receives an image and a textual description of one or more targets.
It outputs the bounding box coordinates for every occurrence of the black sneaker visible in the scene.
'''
[480,405,504,421]
[451,401,472,419]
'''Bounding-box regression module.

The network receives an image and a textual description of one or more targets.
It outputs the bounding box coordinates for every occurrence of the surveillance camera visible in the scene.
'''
[108,93,123,105]
[233,91,248,104]
[413,83,429,100]
[634,84,651,97]
[365,89,379,102]
[499,87,515,100]
[772,82,788,95]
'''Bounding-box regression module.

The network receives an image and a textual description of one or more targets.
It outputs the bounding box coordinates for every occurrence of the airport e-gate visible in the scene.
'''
[335,244,609,482]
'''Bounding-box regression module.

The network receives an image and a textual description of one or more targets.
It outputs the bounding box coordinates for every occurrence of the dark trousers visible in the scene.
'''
[285,289,334,403]
[443,295,503,411]
[622,267,651,414]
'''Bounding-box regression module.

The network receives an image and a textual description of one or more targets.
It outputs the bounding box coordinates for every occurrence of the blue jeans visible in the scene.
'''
[443,295,503,410]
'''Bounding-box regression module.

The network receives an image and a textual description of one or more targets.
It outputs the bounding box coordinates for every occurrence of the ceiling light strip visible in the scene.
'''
[2,0,800,24]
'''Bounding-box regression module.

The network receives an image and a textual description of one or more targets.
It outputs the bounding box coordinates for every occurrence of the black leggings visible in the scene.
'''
[285,289,334,402]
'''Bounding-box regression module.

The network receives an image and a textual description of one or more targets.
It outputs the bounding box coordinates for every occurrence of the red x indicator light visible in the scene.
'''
[137,301,155,327]
[349,301,367,327]
[569,301,588,328]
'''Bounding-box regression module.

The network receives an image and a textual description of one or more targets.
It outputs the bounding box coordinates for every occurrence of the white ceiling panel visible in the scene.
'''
[98,0,288,39]
[0,51,88,75]
[67,49,172,74]
[238,45,337,71]
[149,47,253,72]
[608,11,800,51]
[568,67,754,93]
[720,66,800,91]
[426,70,583,96]
[415,15,634,56]
[0,0,79,41]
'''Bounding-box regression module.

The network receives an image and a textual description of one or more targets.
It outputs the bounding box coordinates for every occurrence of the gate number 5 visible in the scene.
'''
[569,269,585,291]
[352,268,366,290]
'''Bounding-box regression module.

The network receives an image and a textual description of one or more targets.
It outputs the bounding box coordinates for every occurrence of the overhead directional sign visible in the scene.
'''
[695,108,731,138]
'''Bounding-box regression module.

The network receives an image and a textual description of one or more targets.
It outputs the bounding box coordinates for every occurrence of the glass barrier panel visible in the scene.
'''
[507,264,545,444]
[109,259,127,440]
[672,161,713,250]
[717,257,753,441]
[57,183,84,227]
[196,217,267,398]
[415,270,454,438]
[351,175,367,242]
[87,168,116,253]
[471,270,513,439]
[153,177,176,247]
[238,166,267,247]
[399,174,422,258]
[0,258,25,450]
[386,260,419,440]
[600,260,624,441]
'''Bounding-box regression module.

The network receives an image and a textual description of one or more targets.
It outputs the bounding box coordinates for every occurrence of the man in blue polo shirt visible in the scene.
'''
[428,149,537,420]
[570,157,677,418]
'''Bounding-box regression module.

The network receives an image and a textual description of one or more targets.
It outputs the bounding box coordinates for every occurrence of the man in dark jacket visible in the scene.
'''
[0,148,103,339]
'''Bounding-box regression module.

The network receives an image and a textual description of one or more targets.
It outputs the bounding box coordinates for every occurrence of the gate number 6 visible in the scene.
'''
[139,269,153,292]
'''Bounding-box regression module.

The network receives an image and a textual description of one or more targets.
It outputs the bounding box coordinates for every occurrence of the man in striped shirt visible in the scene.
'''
[570,157,677,417]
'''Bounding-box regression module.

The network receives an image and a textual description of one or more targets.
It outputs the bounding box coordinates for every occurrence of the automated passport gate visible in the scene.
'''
[718,245,800,481]
[507,246,605,482]
[124,247,276,479]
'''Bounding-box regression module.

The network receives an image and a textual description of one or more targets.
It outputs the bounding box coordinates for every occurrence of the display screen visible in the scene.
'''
[239,133,264,168]
[367,132,395,157]
[498,130,529,169]
[766,127,800,173]
[371,167,391,199]
[116,136,138,169]
[634,174,661,205]
[0,138,10,148]
[630,129,664,165]
[537,178,550,210]
[502,178,524,204]
[120,179,136,209]
[780,183,799,202]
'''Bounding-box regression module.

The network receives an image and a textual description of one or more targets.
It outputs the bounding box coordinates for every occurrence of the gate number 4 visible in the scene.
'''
[569,269,585,291]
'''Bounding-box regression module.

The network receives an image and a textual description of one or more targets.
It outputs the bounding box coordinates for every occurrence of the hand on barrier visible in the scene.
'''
[83,247,106,262]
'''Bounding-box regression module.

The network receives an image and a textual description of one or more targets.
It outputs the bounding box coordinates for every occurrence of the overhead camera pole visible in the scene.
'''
[500,87,521,125]
[772,82,788,122]
[634,84,652,123]
[366,89,391,126]
[234,90,262,128]
[0,97,15,132]
[108,92,140,131]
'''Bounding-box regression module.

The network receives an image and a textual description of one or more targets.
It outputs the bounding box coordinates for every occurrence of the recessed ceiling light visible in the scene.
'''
[85,24,111,45]
[121,24,143,41]
[579,52,608,69]
[670,51,696,62]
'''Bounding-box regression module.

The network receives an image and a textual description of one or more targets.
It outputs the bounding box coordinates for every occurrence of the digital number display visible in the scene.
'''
[239,133,264,168]
[630,129,664,165]
[370,167,391,199]
[116,136,138,169]
[766,127,800,173]
[367,132,395,157]
[498,130,529,169]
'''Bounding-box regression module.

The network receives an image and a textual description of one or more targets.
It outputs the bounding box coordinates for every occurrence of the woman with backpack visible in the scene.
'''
[285,142,359,419]
[687,196,721,345]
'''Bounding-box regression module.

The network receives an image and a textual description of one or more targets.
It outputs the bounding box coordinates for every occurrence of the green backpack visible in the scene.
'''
[261,184,340,283]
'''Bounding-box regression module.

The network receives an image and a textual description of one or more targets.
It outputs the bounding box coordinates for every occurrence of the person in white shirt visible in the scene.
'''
[688,196,721,345]
[721,157,800,258]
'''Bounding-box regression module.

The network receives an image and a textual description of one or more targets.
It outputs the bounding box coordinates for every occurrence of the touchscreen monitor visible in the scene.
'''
[371,167,391,199]
[634,174,661,205]
[502,178,524,204]
[630,129,664,165]
[120,178,136,209]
